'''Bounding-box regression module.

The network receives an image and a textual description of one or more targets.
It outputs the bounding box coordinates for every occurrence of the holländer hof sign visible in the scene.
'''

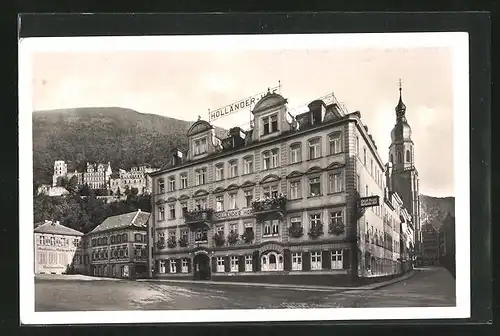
[208,86,280,122]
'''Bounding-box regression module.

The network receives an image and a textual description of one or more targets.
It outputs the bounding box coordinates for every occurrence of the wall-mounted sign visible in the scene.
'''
[359,195,380,208]
[208,86,280,122]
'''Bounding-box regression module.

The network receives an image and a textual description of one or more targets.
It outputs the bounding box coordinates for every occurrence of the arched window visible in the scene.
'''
[397,152,402,163]
[406,149,411,162]
[261,251,284,271]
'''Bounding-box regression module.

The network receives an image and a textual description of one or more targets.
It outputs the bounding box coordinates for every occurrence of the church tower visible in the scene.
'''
[389,80,421,251]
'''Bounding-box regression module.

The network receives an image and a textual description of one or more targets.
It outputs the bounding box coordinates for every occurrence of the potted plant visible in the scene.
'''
[308,223,324,238]
[288,225,304,238]
[213,232,225,247]
[329,219,345,235]
[240,230,255,243]
[167,236,177,248]
[156,238,166,250]
[178,235,189,247]
[227,231,239,245]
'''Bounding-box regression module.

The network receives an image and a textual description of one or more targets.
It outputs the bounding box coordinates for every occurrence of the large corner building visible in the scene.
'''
[147,88,419,285]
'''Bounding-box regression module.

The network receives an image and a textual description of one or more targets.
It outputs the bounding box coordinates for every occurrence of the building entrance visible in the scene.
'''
[193,253,211,280]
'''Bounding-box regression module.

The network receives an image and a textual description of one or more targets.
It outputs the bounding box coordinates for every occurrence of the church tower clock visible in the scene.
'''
[389,80,421,252]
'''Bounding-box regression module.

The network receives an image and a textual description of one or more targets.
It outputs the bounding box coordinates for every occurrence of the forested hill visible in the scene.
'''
[33,107,227,186]
[419,194,455,228]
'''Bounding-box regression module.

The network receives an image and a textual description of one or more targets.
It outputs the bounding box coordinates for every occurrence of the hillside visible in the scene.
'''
[419,194,455,228]
[33,107,227,186]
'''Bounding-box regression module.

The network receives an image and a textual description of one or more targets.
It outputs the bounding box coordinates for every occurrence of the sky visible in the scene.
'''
[31,47,454,197]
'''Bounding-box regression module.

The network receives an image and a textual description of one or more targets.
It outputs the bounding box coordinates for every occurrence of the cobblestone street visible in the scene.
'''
[35,267,455,311]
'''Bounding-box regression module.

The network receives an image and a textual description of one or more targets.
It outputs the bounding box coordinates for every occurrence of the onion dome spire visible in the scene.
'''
[395,78,407,121]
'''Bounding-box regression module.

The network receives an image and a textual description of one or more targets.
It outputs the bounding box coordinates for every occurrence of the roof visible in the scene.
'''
[89,210,150,234]
[34,221,84,236]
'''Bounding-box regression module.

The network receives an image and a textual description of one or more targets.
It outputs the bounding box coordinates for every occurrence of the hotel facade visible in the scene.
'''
[148,90,416,285]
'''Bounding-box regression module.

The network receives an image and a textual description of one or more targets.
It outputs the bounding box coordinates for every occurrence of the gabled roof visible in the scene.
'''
[89,210,150,234]
[34,221,84,236]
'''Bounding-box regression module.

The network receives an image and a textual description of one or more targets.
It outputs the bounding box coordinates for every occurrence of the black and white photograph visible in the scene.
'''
[19,32,470,324]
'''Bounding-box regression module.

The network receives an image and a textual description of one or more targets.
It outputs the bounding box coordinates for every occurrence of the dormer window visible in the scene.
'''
[262,114,278,135]
[193,137,208,156]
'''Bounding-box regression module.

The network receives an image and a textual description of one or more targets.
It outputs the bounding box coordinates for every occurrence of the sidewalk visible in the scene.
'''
[137,270,416,292]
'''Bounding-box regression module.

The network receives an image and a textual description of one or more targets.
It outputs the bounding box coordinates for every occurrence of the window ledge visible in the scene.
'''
[288,197,303,201]
[326,152,345,157]
[307,194,323,199]
[306,157,324,162]
[327,191,344,196]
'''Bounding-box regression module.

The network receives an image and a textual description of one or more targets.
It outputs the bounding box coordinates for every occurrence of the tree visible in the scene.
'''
[65,175,79,194]
[79,183,91,196]
[116,187,122,197]
[131,187,139,196]
[124,185,131,196]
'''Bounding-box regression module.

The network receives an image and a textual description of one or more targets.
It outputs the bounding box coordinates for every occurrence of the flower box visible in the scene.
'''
[308,223,324,238]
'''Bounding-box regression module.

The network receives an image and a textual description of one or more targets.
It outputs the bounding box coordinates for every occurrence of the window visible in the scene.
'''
[244,222,254,235]
[290,180,301,199]
[195,229,207,242]
[168,176,176,191]
[215,164,224,181]
[406,149,411,162]
[180,202,188,217]
[310,213,322,229]
[215,195,224,211]
[216,225,224,236]
[330,211,343,226]
[168,204,176,219]
[181,259,189,273]
[263,219,279,236]
[195,197,207,210]
[370,159,373,176]
[229,193,237,209]
[262,151,270,170]
[230,256,239,272]
[390,154,394,163]
[158,178,165,194]
[261,251,283,271]
[363,148,367,165]
[180,229,189,242]
[290,143,301,163]
[311,251,322,270]
[180,173,188,189]
[329,133,342,154]
[244,189,253,207]
[397,151,402,163]
[365,185,369,197]
[262,114,278,135]
[195,168,206,186]
[308,138,321,159]
[229,160,238,178]
[356,174,361,192]
[309,176,321,196]
[331,250,343,269]
[229,223,238,234]
[38,235,44,245]
[271,149,279,168]
[290,216,302,230]
[243,157,253,174]
[217,256,225,272]
[263,185,279,199]
[355,136,359,156]
[328,173,343,193]
[193,137,207,155]
[168,230,176,242]
[170,260,177,273]
[245,255,252,272]
[292,252,302,270]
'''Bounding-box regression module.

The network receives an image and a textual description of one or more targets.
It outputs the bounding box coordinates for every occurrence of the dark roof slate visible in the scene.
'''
[89,210,150,234]
[34,221,84,236]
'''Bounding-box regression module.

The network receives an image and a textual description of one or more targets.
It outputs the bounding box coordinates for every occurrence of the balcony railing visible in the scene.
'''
[184,208,214,224]
[251,196,287,218]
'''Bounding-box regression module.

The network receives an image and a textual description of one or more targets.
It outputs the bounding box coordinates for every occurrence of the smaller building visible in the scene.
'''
[34,220,86,274]
[37,185,70,197]
[86,209,150,279]
[421,221,440,265]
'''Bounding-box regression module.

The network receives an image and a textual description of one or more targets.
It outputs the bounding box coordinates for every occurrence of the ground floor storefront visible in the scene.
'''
[90,262,148,279]
[153,242,407,286]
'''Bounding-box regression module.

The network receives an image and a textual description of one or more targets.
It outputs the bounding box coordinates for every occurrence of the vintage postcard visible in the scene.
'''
[18,32,470,324]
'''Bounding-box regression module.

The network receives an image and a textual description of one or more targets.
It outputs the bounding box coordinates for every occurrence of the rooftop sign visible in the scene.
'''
[208,86,280,122]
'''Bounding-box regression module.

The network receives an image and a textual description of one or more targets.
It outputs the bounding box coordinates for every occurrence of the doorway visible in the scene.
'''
[193,253,211,280]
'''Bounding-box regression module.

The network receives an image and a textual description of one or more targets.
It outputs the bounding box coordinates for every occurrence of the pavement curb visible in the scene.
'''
[137,271,418,292]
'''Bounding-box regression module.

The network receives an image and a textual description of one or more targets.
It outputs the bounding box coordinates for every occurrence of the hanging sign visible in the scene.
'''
[208,86,280,122]
[359,195,380,208]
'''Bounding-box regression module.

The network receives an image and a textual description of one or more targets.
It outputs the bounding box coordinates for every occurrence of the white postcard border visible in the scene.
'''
[19,32,470,325]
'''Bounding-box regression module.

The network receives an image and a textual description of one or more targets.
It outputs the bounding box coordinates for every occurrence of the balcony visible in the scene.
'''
[184,208,214,230]
[251,195,287,220]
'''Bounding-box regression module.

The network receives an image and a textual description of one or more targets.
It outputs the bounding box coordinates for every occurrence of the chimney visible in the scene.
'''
[229,127,245,147]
